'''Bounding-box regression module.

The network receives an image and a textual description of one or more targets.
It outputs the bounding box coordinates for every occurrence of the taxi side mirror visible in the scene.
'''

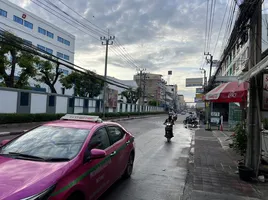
[90,149,106,159]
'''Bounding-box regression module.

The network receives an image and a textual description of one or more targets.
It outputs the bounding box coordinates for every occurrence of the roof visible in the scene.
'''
[107,76,138,94]
[44,120,98,130]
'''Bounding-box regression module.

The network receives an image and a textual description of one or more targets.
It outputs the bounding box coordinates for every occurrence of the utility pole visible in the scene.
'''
[100,31,115,118]
[204,53,213,130]
[246,0,262,174]
[137,68,146,114]
[142,72,146,106]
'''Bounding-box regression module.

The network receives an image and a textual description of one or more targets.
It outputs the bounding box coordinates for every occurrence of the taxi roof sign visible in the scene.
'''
[61,114,102,122]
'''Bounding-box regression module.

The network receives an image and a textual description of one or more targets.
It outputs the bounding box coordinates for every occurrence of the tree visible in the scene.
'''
[0,31,37,88]
[34,57,63,93]
[120,88,141,104]
[60,71,104,97]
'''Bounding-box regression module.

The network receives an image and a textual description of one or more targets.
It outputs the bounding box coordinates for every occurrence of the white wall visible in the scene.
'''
[30,93,46,113]
[56,96,67,113]
[0,90,17,113]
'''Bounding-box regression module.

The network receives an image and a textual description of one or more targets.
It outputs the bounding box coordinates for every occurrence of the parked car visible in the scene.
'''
[0,114,135,200]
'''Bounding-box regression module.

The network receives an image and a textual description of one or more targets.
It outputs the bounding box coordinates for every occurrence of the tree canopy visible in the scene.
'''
[120,87,141,104]
[60,71,104,97]
[0,31,37,88]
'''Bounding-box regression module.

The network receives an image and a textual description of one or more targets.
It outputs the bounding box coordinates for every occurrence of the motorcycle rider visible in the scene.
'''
[164,114,175,137]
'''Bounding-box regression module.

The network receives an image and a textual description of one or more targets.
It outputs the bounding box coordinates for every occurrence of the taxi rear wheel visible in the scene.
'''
[122,153,134,179]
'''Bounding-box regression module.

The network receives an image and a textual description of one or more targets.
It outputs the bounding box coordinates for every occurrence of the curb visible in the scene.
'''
[0,115,160,137]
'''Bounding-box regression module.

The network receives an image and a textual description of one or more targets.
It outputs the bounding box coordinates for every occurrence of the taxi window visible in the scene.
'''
[107,126,125,145]
[88,128,110,150]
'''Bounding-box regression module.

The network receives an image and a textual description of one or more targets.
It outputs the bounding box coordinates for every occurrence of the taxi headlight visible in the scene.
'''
[21,185,56,200]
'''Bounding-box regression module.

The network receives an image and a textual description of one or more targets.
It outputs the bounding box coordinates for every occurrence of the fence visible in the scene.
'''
[0,87,164,114]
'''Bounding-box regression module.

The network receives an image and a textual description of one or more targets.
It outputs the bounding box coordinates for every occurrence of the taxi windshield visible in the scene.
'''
[0,125,90,161]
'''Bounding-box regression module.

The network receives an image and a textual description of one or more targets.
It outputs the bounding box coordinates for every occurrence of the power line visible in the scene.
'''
[207,0,217,52]
[0,28,132,90]
[204,0,209,53]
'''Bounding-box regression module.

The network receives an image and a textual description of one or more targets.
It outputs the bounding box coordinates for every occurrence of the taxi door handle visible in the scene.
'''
[110,151,116,156]
[126,140,131,145]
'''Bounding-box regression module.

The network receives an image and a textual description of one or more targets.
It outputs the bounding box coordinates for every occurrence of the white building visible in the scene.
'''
[0,0,75,95]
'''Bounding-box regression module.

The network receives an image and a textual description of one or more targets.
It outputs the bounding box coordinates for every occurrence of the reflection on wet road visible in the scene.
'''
[99,115,194,200]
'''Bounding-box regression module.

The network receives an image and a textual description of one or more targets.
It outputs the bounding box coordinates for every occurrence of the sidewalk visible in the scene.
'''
[186,128,261,200]
[0,115,162,137]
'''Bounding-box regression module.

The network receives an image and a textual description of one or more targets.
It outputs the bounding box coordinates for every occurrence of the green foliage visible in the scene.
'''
[34,57,63,93]
[148,100,159,106]
[263,118,268,130]
[0,112,166,124]
[120,88,141,103]
[0,31,37,88]
[229,122,247,156]
[60,71,104,97]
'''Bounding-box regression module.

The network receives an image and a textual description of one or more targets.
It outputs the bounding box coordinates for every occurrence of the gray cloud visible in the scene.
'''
[10,0,229,101]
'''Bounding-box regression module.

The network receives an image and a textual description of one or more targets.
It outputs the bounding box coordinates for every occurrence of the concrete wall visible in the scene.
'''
[0,87,164,114]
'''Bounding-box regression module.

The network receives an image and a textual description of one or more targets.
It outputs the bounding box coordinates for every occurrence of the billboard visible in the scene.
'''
[168,70,172,75]
[196,88,204,94]
[105,88,118,108]
[186,78,203,87]
[195,93,204,102]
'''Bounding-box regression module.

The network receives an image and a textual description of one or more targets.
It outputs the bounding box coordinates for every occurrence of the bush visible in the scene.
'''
[229,122,247,157]
[0,112,166,124]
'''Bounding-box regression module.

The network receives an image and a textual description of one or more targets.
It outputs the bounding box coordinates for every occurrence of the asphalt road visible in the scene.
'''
[0,114,194,200]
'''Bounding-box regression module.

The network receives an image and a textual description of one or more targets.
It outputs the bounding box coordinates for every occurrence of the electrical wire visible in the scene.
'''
[207,0,217,52]
[204,0,209,53]
[0,28,133,90]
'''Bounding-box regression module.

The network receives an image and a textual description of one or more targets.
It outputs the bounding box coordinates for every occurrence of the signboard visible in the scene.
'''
[168,71,172,75]
[105,88,118,108]
[196,88,204,93]
[195,94,203,102]
[186,78,203,87]
[194,97,203,102]
[211,112,220,124]
[262,74,268,110]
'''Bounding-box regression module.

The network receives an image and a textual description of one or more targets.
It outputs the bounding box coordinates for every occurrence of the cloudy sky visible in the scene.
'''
[10,0,233,102]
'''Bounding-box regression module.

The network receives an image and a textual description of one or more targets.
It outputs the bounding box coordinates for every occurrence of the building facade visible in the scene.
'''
[134,73,166,105]
[0,0,75,95]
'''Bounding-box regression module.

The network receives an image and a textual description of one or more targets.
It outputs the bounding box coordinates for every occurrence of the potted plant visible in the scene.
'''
[229,122,254,181]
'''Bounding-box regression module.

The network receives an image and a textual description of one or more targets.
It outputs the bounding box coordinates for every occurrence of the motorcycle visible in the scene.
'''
[173,114,177,121]
[183,116,198,128]
[164,122,173,142]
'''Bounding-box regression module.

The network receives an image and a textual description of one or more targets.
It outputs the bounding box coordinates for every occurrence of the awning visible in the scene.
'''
[203,81,249,103]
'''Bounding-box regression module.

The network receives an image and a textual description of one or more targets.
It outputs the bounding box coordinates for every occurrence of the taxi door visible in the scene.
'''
[82,127,114,200]
[106,125,129,180]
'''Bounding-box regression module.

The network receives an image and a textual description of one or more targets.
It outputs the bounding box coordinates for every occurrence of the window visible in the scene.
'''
[64,40,70,46]
[88,128,110,150]
[59,68,69,75]
[48,95,55,107]
[57,36,63,43]
[24,20,33,29]
[20,92,29,106]
[46,48,53,54]
[57,52,63,58]
[37,44,46,52]
[13,15,23,25]
[23,39,32,46]
[107,126,125,144]
[64,54,69,61]
[38,27,46,35]
[0,9,7,17]
[47,31,54,39]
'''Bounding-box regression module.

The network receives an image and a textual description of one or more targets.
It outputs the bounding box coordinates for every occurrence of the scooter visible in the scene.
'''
[183,116,198,128]
[173,115,177,121]
[164,122,173,142]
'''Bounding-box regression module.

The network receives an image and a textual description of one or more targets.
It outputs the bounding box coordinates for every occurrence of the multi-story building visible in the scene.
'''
[134,73,166,105]
[0,0,75,95]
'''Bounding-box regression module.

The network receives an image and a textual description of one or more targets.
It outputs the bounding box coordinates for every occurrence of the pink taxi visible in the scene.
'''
[0,115,135,200]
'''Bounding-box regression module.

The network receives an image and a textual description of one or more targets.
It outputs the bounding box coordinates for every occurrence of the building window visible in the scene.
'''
[47,31,54,38]
[64,54,69,61]
[59,68,69,75]
[57,52,63,58]
[38,27,46,35]
[0,9,7,17]
[46,48,53,54]
[24,20,33,29]
[23,39,32,46]
[37,44,46,52]
[13,15,23,25]
[58,36,70,46]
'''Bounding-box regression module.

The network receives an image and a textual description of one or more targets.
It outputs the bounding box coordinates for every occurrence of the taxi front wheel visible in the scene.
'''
[122,153,134,179]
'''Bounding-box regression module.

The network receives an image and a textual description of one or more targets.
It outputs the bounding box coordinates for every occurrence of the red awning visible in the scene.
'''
[203,81,249,103]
